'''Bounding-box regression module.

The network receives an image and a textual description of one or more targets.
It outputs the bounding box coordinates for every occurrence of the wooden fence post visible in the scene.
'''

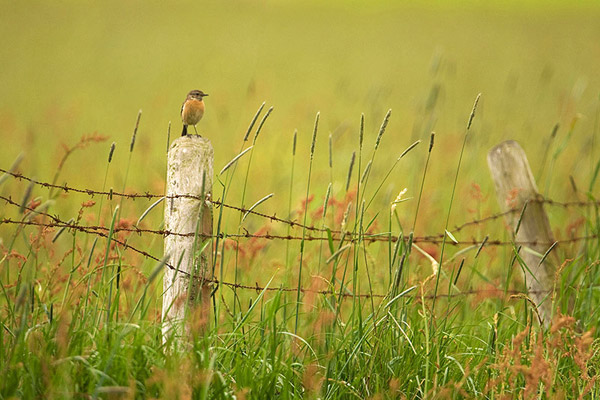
[162,136,213,339]
[487,140,557,324]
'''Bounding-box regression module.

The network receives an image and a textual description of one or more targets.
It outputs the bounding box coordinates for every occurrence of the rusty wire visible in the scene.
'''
[0,217,568,300]
[2,214,596,247]
[1,212,589,300]
[1,167,599,300]
[0,167,327,233]
[1,167,599,238]
[2,218,598,301]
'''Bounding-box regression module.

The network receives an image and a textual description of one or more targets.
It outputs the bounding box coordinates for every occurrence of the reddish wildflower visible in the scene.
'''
[116,218,134,230]
[188,303,210,337]
[313,311,335,339]
[470,281,504,307]
[505,188,522,208]
[565,217,585,238]
[237,226,269,263]
[388,378,400,394]
[311,205,324,221]
[303,275,328,312]
[550,313,575,335]
[3,249,27,264]
[302,363,323,398]
[23,198,42,215]
[295,194,315,218]
[77,200,96,223]
[333,189,357,227]
[469,182,487,201]
[56,133,109,173]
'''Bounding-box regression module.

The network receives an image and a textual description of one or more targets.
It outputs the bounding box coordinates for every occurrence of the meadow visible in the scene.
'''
[1,1,600,398]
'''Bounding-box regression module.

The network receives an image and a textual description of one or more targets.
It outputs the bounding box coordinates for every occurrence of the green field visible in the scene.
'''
[1,1,600,398]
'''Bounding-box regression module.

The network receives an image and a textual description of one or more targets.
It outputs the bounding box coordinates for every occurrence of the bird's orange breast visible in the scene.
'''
[181,99,205,125]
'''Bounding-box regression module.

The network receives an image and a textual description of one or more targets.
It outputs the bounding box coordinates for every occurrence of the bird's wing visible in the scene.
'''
[180,101,185,119]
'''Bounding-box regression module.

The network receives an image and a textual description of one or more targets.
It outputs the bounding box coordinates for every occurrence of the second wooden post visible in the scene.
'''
[488,140,557,324]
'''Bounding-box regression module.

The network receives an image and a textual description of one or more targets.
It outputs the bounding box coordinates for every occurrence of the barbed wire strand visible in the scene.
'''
[1,168,599,300]
[0,217,571,300]
[0,167,328,233]
[3,219,599,302]
[1,172,598,247]
[2,215,597,247]
[1,167,599,238]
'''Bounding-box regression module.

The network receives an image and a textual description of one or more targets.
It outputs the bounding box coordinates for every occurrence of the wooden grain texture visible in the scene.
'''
[162,135,213,340]
[488,140,557,324]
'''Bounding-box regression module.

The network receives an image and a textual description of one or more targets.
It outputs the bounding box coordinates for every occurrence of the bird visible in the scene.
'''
[181,89,209,136]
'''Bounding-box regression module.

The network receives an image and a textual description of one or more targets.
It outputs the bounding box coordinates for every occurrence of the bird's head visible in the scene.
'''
[188,90,209,100]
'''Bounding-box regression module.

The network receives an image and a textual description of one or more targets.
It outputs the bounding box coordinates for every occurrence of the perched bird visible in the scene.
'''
[181,89,209,136]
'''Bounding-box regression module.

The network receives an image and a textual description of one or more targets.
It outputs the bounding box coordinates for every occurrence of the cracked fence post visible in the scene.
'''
[163,136,213,340]
[487,140,557,324]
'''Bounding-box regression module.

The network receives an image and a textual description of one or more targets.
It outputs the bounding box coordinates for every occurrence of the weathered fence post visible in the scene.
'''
[163,136,213,339]
[487,140,557,324]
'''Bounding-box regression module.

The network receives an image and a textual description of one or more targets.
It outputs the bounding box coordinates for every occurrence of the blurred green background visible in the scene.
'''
[1,0,599,234]
[3,3,600,396]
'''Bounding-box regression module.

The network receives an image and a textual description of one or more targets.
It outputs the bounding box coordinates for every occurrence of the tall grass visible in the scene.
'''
[2,1,600,397]
[294,112,319,334]
[1,103,600,399]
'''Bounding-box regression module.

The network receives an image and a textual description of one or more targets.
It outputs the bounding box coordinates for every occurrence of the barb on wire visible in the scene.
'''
[3,215,596,248]
[2,167,599,240]
[1,212,597,301]
[0,217,568,301]
[1,188,598,249]
[0,167,330,234]
[0,194,62,223]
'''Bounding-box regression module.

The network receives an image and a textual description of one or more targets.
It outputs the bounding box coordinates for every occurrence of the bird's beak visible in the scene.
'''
[202,93,209,97]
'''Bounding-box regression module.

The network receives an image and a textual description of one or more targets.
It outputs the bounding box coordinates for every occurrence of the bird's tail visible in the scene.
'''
[181,125,188,136]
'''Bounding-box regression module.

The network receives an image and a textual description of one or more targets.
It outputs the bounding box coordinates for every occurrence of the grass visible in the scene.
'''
[2,1,600,398]
[1,101,599,398]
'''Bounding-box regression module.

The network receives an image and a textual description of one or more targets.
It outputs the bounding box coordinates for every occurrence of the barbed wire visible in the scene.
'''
[1,167,599,239]
[1,169,598,248]
[1,167,599,300]
[1,213,591,300]
[0,217,573,300]
[1,205,597,301]
[0,167,328,233]
[2,214,596,247]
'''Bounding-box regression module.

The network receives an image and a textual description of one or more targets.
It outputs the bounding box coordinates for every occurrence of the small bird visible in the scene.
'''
[181,89,209,136]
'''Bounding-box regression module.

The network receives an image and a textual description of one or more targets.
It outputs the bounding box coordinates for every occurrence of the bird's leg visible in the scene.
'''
[193,125,200,136]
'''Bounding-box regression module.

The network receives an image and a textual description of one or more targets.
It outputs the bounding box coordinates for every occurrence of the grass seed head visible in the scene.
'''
[466,94,481,131]
[129,109,142,152]
[108,142,116,163]
[346,151,356,191]
[374,109,391,150]
[310,112,320,159]
[244,101,266,141]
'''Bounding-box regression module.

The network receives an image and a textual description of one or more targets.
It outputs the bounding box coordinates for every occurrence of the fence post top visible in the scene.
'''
[488,141,540,193]
[488,140,523,157]
[169,135,214,152]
